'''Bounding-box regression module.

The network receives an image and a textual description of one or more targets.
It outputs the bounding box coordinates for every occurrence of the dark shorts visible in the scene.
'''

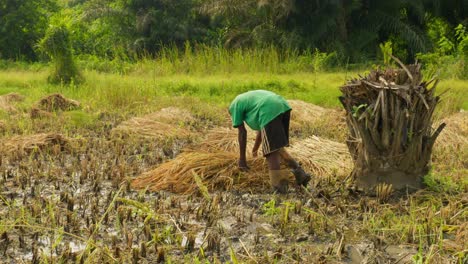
[261,110,291,156]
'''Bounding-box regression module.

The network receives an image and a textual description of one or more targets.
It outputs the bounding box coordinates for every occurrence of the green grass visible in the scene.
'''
[1,68,466,117]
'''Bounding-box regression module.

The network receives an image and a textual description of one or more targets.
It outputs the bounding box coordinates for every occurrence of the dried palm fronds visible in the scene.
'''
[112,107,196,139]
[288,100,346,140]
[37,93,80,112]
[1,133,69,154]
[288,136,352,178]
[340,62,445,190]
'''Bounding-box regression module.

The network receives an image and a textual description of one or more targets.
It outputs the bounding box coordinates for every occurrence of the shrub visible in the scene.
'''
[38,25,83,84]
[417,23,467,79]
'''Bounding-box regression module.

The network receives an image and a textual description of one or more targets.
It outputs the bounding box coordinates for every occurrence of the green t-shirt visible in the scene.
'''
[229,90,291,130]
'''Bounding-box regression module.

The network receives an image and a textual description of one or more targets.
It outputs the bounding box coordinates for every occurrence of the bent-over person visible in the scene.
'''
[228,90,312,193]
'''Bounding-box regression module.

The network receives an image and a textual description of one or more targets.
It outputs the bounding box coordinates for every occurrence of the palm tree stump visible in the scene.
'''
[339,62,446,191]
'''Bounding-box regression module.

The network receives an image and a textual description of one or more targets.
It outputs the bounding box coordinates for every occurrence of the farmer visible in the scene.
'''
[229,90,312,193]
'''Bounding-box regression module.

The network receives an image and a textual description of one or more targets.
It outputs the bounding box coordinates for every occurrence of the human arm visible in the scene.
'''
[237,123,249,171]
[252,131,261,157]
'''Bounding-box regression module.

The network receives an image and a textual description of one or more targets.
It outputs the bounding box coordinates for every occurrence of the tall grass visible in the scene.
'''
[0,45,466,121]
[79,44,337,75]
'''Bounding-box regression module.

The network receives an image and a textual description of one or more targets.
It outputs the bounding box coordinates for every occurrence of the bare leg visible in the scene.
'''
[278,148,300,169]
[278,148,311,186]
[266,150,281,170]
[266,151,288,193]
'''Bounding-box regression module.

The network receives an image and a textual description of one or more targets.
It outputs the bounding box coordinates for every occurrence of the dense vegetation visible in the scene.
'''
[1,0,467,78]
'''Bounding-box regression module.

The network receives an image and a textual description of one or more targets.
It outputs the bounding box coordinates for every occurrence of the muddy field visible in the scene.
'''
[0,94,466,263]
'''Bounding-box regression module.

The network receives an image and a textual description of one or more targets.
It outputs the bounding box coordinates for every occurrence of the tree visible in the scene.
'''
[201,0,431,62]
[0,0,57,60]
[71,0,135,57]
[126,0,209,53]
[201,0,296,48]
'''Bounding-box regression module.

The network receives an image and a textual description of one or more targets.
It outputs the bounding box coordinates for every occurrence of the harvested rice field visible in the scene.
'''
[0,73,467,264]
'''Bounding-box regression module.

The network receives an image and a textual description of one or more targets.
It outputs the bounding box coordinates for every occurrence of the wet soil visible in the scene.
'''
[0,115,465,263]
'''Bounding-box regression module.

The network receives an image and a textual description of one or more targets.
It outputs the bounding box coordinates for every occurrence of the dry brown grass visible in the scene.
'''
[455,222,467,250]
[0,120,5,133]
[439,111,467,137]
[141,107,196,124]
[111,107,197,139]
[288,100,347,141]
[1,92,25,102]
[0,92,25,113]
[288,136,352,178]
[187,126,256,153]
[30,107,54,119]
[132,133,352,194]
[432,111,468,180]
[37,93,80,112]
[131,151,269,193]
[0,133,69,154]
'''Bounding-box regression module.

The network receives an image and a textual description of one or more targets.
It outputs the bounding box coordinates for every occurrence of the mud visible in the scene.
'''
[0,107,465,263]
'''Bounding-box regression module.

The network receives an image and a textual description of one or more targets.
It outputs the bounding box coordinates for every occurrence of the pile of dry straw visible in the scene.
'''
[36,93,80,112]
[112,107,196,139]
[0,93,25,113]
[131,102,353,194]
[432,111,467,178]
[288,100,346,141]
[0,133,69,155]
[30,93,81,119]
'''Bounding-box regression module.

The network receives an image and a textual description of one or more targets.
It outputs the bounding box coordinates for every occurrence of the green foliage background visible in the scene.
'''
[0,0,467,78]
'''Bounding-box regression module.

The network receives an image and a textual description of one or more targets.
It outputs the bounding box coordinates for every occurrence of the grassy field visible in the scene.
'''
[0,61,467,263]
[0,66,466,118]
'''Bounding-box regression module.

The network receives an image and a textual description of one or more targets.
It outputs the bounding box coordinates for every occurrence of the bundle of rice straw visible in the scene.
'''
[440,111,467,137]
[142,107,196,124]
[37,93,80,112]
[1,133,68,154]
[132,135,352,194]
[1,93,25,102]
[432,111,467,177]
[288,100,329,124]
[186,127,256,153]
[192,127,352,177]
[0,92,25,113]
[288,100,346,140]
[131,151,269,193]
[112,107,196,139]
[30,107,53,119]
[289,136,352,178]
